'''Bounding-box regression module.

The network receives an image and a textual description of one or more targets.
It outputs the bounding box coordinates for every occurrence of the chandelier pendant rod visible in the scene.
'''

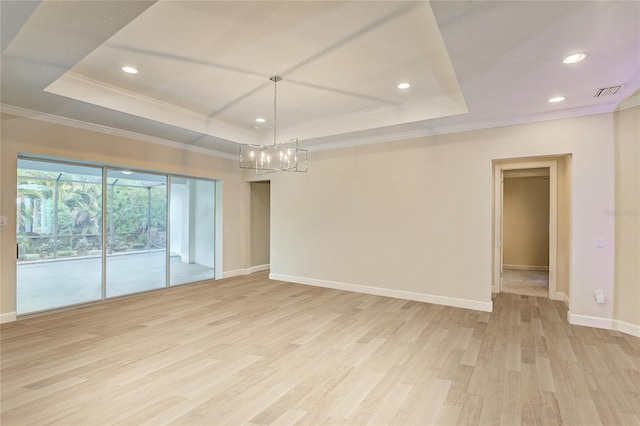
[270,75,281,147]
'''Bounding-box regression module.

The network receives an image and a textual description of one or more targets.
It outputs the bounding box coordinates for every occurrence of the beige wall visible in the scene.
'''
[556,155,572,297]
[613,105,639,327]
[0,113,249,317]
[270,113,615,318]
[250,181,270,267]
[503,176,550,268]
[1,109,628,330]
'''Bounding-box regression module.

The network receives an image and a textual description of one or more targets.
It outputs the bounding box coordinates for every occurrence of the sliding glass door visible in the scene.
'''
[106,169,167,298]
[17,159,103,314]
[169,177,216,286]
[16,157,216,315]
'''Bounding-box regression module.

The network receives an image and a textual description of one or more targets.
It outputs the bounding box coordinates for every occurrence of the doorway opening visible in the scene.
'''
[501,168,550,297]
[249,181,271,272]
[493,158,569,301]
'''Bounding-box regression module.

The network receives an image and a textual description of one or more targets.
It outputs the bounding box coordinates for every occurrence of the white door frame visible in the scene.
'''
[493,160,561,300]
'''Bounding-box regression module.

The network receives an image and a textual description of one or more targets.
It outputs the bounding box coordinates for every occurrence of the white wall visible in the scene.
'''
[193,180,215,268]
[182,183,192,262]
[169,183,185,258]
[171,180,216,268]
[270,113,615,319]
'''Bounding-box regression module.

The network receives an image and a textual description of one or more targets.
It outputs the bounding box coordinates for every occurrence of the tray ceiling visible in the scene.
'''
[45,1,466,145]
[2,1,639,155]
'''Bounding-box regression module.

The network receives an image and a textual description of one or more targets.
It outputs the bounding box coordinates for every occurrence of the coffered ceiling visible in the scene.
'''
[2,1,639,157]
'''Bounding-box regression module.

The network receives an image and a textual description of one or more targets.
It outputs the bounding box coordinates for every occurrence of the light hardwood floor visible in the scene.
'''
[1,272,639,425]
[501,269,549,298]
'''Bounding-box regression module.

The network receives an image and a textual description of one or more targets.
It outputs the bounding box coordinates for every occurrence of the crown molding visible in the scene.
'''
[45,72,257,145]
[306,101,619,152]
[0,104,237,161]
[3,100,621,158]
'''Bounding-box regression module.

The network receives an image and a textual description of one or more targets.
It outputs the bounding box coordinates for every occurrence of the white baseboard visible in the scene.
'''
[0,312,17,324]
[617,320,640,338]
[556,292,570,307]
[223,264,270,278]
[269,273,492,313]
[250,264,270,273]
[503,264,549,271]
[568,311,640,337]
[222,269,247,278]
[550,291,568,304]
[568,312,617,330]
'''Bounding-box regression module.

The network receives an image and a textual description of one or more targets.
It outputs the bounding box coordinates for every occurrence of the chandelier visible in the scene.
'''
[239,75,308,173]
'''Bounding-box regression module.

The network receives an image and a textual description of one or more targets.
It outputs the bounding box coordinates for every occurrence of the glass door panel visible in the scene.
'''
[16,159,216,314]
[17,159,103,314]
[169,177,215,286]
[106,169,167,297]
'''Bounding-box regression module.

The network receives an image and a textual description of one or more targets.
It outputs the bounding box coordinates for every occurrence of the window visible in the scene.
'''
[16,157,217,315]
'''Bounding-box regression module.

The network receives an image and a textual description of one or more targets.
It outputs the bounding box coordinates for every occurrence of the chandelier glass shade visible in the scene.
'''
[239,76,308,173]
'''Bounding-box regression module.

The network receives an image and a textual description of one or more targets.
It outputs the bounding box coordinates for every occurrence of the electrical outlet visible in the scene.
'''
[595,237,605,248]
[594,289,605,304]
[0,216,7,226]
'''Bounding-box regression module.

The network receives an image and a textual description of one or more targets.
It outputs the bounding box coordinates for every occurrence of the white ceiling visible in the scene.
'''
[2,1,639,156]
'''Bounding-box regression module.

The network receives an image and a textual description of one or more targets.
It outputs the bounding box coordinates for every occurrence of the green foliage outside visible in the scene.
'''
[108,185,167,252]
[17,170,166,261]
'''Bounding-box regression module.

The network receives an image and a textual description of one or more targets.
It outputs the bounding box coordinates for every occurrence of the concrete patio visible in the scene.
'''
[17,251,214,314]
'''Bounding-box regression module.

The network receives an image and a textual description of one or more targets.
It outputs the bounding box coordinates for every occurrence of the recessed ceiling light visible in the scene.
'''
[121,66,138,74]
[563,53,587,64]
[256,118,266,123]
[548,96,566,103]
[397,82,411,90]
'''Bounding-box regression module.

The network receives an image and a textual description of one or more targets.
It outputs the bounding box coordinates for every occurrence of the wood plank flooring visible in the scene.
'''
[1,272,639,425]
[501,269,549,298]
